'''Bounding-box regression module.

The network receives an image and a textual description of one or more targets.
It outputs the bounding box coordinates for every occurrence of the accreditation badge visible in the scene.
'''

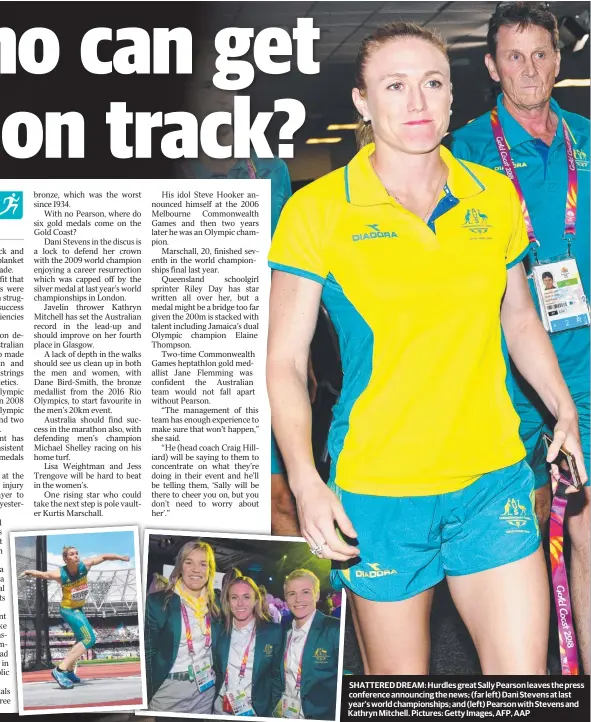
[227,690,256,716]
[532,257,590,334]
[193,661,215,693]
[280,695,301,719]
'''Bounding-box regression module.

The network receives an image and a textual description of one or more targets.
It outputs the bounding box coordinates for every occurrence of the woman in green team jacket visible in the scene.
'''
[212,575,283,717]
[145,540,221,713]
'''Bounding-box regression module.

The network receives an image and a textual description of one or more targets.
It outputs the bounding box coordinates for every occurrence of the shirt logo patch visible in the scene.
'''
[355,562,397,578]
[499,497,532,534]
[264,644,274,656]
[462,208,492,236]
[352,224,398,242]
[313,647,329,663]
[574,149,589,171]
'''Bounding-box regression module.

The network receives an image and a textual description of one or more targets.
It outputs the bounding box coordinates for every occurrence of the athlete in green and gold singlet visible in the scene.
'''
[23,545,130,689]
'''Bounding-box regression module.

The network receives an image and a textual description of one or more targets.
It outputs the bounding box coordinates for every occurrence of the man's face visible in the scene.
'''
[485,24,560,111]
[285,577,319,620]
[543,275,554,289]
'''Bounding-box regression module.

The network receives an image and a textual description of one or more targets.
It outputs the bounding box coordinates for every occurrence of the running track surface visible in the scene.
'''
[22,661,140,683]
[22,662,143,710]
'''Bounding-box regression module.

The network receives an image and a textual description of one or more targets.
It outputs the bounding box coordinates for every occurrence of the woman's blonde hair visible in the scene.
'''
[62,546,77,562]
[354,22,449,148]
[163,540,220,618]
[221,576,269,633]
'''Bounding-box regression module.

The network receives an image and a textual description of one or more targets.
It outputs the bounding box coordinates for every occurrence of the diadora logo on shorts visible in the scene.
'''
[313,647,330,663]
[499,497,532,533]
[352,224,398,242]
[462,208,492,236]
[355,562,398,578]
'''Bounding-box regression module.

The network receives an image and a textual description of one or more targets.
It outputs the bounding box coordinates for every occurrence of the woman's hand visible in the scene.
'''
[547,417,588,493]
[292,473,359,561]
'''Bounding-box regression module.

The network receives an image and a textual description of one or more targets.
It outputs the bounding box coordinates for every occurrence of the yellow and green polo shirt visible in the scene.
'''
[269,143,528,497]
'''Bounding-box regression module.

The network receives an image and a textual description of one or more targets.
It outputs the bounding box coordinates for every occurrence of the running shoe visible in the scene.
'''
[51,667,74,689]
[64,669,81,683]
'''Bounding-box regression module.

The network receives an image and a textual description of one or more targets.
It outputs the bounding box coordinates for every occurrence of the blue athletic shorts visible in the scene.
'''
[330,461,540,602]
[518,388,590,490]
[60,606,97,649]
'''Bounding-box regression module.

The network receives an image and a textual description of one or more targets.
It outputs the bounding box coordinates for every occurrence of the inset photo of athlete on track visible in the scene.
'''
[10,526,145,714]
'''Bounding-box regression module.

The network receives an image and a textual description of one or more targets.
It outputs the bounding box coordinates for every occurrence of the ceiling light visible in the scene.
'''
[306,137,342,145]
[555,78,590,87]
[327,124,357,131]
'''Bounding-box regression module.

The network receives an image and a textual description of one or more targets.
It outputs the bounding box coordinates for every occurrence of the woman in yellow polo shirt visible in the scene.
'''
[267,21,586,675]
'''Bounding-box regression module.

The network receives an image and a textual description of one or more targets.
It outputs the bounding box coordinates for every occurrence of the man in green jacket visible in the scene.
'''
[279,569,340,720]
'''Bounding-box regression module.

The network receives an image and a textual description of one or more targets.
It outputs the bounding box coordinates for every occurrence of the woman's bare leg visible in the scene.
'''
[447,547,549,674]
[347,587,435,674]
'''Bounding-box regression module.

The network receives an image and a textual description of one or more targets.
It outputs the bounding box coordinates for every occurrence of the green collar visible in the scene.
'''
[495,93,572,149]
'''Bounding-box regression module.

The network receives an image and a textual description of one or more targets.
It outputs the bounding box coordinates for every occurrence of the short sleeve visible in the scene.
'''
[270,159,292,235]
[505,183,529,269]
[268,193,329,285]
[448,134,474,163]
[448,126,484,165]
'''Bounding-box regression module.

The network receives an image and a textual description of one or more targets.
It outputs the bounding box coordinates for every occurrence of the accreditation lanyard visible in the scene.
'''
[549,480,579,675]
[180,602,211,655]
[246,159,257,180]
[225,625,256,688]
[284,630,305,691]
[490,107,578,261]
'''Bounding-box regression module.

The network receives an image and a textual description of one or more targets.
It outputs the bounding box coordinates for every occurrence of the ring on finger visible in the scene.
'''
[310,542,326,556]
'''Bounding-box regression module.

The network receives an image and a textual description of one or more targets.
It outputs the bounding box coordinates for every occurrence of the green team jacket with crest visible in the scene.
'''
[281,611,340,720]
[213,620,283,716]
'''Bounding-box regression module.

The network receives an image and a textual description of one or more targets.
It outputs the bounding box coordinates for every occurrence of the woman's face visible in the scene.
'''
[353,37,452,154]
[65,548,79,565]
[181,548,209,593]
[229,581,257,623]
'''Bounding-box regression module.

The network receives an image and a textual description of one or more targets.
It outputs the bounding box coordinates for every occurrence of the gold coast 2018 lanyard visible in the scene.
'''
[491,107,589,335]
[490,106,578,263]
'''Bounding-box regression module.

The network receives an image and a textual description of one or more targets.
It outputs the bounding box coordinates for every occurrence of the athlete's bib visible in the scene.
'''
[69,581,89,603]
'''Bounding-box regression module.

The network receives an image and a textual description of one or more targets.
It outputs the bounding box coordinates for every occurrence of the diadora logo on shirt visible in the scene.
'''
[354,562,398,578]
[462,208,492,237]
[495,162,527,172]
[352,224,398,242]
[574,149,589,171]
[499,497,532,534]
